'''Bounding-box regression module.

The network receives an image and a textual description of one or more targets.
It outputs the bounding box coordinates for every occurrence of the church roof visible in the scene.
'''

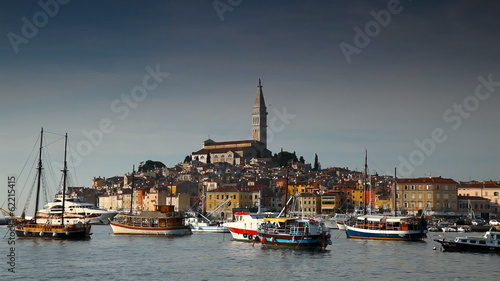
[253,79,266,109]
[192,148,241,155]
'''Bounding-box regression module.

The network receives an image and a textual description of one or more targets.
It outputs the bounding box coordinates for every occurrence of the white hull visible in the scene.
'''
[190,225,229,233]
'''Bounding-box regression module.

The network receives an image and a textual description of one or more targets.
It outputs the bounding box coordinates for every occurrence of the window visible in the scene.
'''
[418,193,423,199]
[427,193,432,199]
[494,192,499,196]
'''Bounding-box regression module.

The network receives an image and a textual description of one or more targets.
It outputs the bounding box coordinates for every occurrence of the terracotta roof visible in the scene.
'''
[192,148,240,155]
[397,177,457,184]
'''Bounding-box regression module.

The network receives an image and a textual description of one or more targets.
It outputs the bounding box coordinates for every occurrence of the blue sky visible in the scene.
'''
[1,0,500,207]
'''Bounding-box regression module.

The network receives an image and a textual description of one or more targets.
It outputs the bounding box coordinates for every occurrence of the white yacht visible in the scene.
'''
[38,196,118,224]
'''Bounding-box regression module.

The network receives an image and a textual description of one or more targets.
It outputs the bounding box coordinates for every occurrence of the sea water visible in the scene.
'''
[1,225,499,280]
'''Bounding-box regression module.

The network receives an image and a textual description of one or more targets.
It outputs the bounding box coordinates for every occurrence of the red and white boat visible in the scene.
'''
[224,212,276,241]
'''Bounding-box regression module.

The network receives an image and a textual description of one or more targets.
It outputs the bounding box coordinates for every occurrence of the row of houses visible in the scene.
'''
[86,161,500,220]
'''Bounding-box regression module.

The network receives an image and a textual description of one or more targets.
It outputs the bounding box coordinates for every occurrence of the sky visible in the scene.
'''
[1,0,500,208]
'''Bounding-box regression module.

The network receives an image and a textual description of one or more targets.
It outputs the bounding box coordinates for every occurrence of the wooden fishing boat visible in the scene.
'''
[109,205,192,236]
[257,217,332,250]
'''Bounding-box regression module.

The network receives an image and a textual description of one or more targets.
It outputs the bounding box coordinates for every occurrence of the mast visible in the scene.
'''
[363,149,367,215]
[61,133,68,226]
[33,128,44,224]
[394,167,397,217]
[130,165,135,215]
[284,167,288,217]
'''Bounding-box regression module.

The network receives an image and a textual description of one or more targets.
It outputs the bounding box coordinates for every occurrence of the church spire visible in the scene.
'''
[252,79,268,148]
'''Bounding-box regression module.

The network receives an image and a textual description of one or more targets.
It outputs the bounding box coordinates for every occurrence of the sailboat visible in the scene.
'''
[345,160,428,241]
[1,128,92,239]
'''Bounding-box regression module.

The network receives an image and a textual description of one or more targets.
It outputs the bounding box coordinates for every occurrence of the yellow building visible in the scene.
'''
[351,182,365,210]
[396,177,458,215]
[293,192,321,216]
[320,192,342,214]
[206,185,262,220]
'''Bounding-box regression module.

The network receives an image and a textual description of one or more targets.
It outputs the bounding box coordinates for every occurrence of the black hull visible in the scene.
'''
[434,240,500,253]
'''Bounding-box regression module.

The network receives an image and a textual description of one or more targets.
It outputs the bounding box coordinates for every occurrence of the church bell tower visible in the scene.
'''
[252,79,268,148]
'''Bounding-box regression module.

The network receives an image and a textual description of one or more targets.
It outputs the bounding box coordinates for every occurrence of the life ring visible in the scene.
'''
[309,219,316,225]
[248,235,253,240]
[243,233,248,238]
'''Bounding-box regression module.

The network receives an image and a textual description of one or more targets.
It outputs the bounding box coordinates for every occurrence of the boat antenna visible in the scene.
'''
[130,165,135,215]
[34,128,44,224]
[61,133,68,226]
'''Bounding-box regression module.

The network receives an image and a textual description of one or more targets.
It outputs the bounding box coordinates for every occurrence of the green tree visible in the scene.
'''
[138,160,166,172]
[274,150,298,167]
[312,153,320,171]
[299,156,305,163]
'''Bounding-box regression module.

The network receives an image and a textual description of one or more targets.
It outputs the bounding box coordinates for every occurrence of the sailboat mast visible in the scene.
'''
[284,167,289,218]
[61,133,68,226]
[33,128,44,224]
[394,167,397,217]
[130,165,135,215]
[363,149,367,215]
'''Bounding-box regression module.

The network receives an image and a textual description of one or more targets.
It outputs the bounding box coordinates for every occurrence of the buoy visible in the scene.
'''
[23,231,28,236]
[261,237,266,243]
[433,247,437,250]
[39,231,44,236]
[52,232,57,237]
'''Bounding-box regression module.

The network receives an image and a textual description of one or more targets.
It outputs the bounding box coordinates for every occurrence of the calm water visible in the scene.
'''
[1,225,499,280]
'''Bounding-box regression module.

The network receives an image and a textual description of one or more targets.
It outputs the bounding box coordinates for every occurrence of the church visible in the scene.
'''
[191,80,272,164]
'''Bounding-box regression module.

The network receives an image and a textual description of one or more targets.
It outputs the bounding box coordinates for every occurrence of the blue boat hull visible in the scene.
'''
[345,226,427,241]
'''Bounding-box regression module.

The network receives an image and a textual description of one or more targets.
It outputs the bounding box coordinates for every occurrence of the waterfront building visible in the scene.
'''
[205,185,263,220]
[396,177,458,215]
[293,192,321,216]
[458,181,500,216]
[457,195,492,218]
[320,191,342,215]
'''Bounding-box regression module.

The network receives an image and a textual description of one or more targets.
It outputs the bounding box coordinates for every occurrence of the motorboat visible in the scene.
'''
[39,196,118,224]
[435,229,500,252]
